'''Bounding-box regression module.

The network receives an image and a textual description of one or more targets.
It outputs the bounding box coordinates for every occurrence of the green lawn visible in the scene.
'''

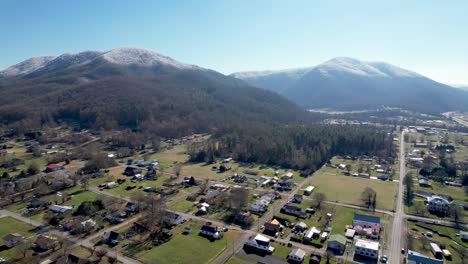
[275,204,389,237]
[308,172,397,211]
[0,217,36,261]
[414,181,468,203]
[133,220,243,264]
[407,221,466,263]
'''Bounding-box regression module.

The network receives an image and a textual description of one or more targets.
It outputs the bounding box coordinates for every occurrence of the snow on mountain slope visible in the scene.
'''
[231,67,311,80]
[0,47,200,78]
[101,47,198,69]
[0,56,56,76]
[232,57,421,80]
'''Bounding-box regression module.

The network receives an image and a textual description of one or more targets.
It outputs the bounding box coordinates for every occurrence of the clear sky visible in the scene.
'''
[1,0,467,84]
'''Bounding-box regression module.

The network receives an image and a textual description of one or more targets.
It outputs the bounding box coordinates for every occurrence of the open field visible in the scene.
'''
[275,203,389,238]
[407,221,467,263]
[307,172,397,211]
[131,220,243,264]
[0,216,36,260]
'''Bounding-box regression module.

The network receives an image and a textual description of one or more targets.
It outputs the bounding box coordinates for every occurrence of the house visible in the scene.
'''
[407,250,443,264]
[419,178,432,187]
[164,212,184,226]
[353,213,381,229]
[125,202,139,213]
[354,239,379,259]
[460,231,468,241]
[294,222,307,232]
[2,233,24,248]
[102,231,121,246]
[244,234,275,253]
[45,164,64,173]
[49,205,73,214]
[303,186,315,195]
[427,196,450,215]
[243,170,258,176]
[123,166,142,176]
[199,224,223,239]
[80,219,96,230]
[430,243,443,259]
[223,157,233,163]
[377,174,389,181]
[292,194,303,203]
[28,198,49,210]
[281,172,294,180]
[105,181,118,189]
[288,248,306,263]
[303,227,321,242]
[249,204,266,215]
[202,190,220,202]
[219,163,231,172]
[327,234,347,254]
[35,235,59,251]
[63,253,91,264]
[282,204,307,219]
[105,211,125,224]
[310,254,322,264]
[264,219,281,235]
[145,168,157,180]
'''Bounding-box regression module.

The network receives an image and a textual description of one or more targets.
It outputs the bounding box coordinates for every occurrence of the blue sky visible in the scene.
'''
[1,0,467,84]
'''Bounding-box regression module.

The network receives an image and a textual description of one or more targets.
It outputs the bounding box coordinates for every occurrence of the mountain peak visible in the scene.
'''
[101,47,198,69]
[1,47,201,77]
[318,57,420,78]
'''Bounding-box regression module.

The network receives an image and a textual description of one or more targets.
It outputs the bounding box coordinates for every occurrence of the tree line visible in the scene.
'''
[188,124,395,172]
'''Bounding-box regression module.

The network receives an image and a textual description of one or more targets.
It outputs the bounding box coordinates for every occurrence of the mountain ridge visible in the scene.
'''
[0,47,314,136]
[231,57,468,113]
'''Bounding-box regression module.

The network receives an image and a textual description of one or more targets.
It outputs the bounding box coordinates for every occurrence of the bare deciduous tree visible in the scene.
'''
[313,192,326,209]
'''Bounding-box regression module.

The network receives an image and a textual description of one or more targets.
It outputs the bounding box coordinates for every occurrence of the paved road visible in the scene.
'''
[1,208,141,264]
[0,209,43,227]
[214,170,317,264]
[389,131,406,264]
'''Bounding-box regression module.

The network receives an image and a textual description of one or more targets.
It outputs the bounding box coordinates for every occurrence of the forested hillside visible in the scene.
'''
[189,124,395,171]
[0,48,318,137]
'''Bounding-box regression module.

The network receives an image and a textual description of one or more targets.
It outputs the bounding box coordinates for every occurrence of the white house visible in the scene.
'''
[460,231,468,241]
[354,239,379,259]
[49,204,73,214]
[303,186,315,195]
[288,248,306,262]
[244,234,275,253]
[427,196,450,215]
[304,227,321,242]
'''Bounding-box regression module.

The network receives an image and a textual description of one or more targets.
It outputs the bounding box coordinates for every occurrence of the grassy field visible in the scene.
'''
[133,220,243,264]
[275,203,389,237]
[414,180,468,203]
[0,217,36,261]
[407,221,466,263]
[307,172,397,211]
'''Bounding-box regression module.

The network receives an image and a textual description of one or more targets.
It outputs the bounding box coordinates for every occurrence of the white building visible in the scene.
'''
[303,186,315,195]
[244,234,275,253]
[427,196,450,215]
[288,248,306,262]
[354,239,379,259]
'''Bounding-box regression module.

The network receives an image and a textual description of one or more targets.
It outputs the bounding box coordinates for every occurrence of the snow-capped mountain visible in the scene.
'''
[0,56,56,77]
[232,57,468,113]
[0,47,200,79]
[101,47,198,69]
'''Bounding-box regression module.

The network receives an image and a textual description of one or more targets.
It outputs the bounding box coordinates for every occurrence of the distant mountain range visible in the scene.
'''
[232,57,468,113]
[0,47,312,135]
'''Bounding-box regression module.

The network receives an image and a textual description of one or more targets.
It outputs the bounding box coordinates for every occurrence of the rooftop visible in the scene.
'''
[353,213,381,224]
[355,239,379,251]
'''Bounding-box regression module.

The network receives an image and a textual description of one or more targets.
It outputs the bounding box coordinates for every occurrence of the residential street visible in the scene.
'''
[388,131,406,264]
